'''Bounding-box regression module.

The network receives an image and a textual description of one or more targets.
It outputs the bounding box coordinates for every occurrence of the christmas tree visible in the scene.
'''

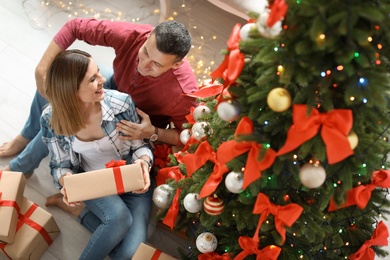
[153,0,390,259]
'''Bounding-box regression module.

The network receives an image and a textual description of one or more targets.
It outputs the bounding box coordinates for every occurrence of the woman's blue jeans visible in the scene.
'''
[9,66,116,174]
[78,189,153,260]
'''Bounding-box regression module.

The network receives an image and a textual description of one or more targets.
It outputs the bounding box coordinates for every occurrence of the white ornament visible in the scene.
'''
[196,232,218,253]
[191,121,210,141]
[299,163,326,189]
[217,100,240,122]
[193,105,211,121]
[180,129,191,145]
[240,23,256,41]
[152,184,175,209]
[256,9,283,38]
[225,171,244,194]
[183,193,202,213]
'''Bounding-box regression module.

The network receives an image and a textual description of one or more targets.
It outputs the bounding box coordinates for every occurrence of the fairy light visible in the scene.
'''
[336,65,344,71]
[367,36,373,42]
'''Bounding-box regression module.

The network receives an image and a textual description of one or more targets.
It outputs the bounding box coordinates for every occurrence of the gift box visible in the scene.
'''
[64,163,145,202]
[133,242,177,260]
[0,171,26,243]
[0,197,60,260]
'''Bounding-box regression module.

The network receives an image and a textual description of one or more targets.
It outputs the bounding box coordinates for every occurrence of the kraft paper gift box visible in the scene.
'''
[0,171,26,243]
[0,197,60,260]
[64,163,145,203]
[133,243,177,260]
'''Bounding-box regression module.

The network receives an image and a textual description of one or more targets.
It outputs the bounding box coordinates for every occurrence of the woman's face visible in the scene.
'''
[77,58,106,103]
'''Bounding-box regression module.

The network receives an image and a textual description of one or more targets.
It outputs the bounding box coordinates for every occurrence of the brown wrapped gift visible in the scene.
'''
[133,243,177,260]
[0,197,60,260]
[64,163,145,202]
[0,171,26,243]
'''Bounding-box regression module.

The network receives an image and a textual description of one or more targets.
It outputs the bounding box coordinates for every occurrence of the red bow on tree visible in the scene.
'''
[234,236,281,260]
[349,221,389,260]
[210,23,245,98]
[267,0,288,27]
[181,141,229,198]
[253,193,303,243]
[328,169,390,211]
[157,166,185,229]
[198,252,232,260]
[218,116,276,189]
[277,104,353,164]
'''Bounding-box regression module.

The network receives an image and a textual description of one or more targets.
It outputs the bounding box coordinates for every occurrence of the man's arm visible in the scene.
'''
[35,40,63,98]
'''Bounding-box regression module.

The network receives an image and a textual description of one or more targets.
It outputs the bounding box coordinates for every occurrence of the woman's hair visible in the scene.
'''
[45,49,91,136]
[152,20,191,61]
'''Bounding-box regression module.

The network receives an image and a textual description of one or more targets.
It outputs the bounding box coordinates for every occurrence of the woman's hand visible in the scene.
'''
[60,172,81,207]
[133,158,151,194]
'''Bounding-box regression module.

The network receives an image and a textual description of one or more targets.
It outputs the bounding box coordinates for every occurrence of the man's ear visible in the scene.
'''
[172,60,184,69]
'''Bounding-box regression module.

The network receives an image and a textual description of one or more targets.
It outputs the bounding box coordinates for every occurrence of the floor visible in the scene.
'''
[0,0,244,259]
[0,1,389,259]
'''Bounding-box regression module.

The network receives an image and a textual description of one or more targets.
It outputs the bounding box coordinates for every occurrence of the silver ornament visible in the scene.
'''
[183,193,202,213]
[152,184,175,209]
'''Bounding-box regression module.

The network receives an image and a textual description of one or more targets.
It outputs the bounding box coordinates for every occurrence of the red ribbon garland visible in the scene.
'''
[105,160,126,195]
[277,104,353,164]
[16,203,54,245]
[199,252,232,260]
[217,116,276,189]
[234,236,281,260]
[267,0,288,27]
[253,193,303,243]
[157,167,185,229]
[349,221,389,260]
[181,141,229,198]
[210,23,245,102]
[328,170,390,211]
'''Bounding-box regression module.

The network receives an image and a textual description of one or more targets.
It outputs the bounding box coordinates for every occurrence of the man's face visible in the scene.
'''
[137,34,183,77]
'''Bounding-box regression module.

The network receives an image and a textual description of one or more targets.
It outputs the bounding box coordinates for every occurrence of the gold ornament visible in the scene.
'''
[347,131,359,150]
[267,87,292,112]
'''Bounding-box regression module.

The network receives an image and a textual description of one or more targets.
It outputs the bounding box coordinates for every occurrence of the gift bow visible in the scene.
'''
[253,193,303,243]
[160,167,185,229]
[277,104,353,164]
[234,236,281,260]
[267,0,288,27]
[105,160,127,194]
[199,252,232,260]
[210,23,245,90]
[328,170,390,211]
[181,141,229,198]
[349,221,389,260]
[218,116,276,189]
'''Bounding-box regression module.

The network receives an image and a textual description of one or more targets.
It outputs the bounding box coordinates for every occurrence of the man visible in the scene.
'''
[1,18,198,175]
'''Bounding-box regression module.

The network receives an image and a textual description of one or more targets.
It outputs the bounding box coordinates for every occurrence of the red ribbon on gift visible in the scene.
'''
[151,249,162,260]
[217,116,276,189]
[328,170,390,211]
[16,203,54,245]
[277,104,353,164]
[267,0,288,27]
[210,23,245,101]
[253,193,303,243]
[158,167,185,229]
[105,160,126,195]
[349,221,389,260]
[199,252,232,260]
[234,236,281,260]
[0,171,21,215]
[181,141,229,198]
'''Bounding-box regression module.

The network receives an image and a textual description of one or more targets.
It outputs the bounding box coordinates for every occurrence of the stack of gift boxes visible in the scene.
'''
[0,171,60,259]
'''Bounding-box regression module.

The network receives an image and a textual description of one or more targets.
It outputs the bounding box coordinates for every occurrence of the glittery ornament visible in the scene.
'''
[191,121,210,141]
[152,184,175,209]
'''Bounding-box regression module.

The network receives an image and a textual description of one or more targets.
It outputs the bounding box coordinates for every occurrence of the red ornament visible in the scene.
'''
[203,195,224,215]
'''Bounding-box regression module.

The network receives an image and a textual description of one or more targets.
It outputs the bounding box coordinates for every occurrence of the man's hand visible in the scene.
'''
[117,108,154,140]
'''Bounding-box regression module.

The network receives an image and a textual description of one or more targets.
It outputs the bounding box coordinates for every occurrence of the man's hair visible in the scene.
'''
[151,20,191,61]
[45,49,91,136]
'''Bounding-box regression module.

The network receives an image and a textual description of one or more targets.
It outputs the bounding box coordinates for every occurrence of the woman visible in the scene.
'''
[40,49,153,259]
